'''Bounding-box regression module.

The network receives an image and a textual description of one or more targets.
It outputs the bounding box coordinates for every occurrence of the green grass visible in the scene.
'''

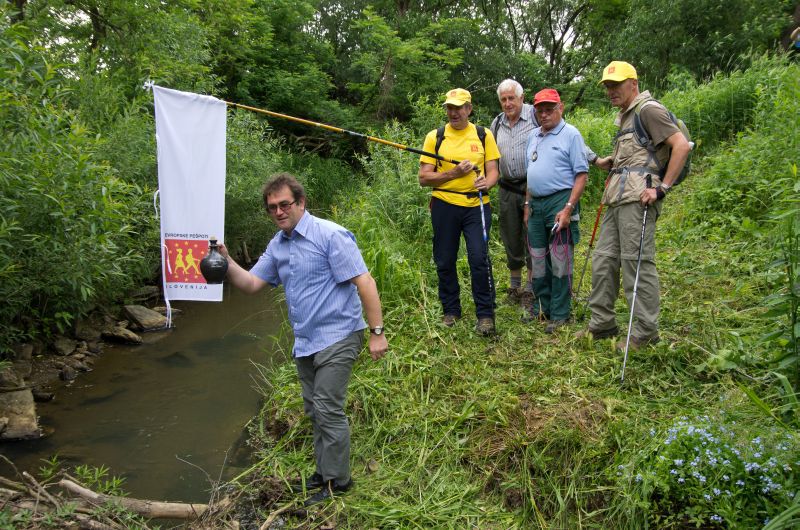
[231,57,799,529]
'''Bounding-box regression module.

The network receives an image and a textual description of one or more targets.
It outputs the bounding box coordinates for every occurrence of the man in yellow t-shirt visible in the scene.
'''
[418,88,501,336]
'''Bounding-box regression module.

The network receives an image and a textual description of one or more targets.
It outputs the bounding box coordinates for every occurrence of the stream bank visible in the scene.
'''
[1,286,288,504]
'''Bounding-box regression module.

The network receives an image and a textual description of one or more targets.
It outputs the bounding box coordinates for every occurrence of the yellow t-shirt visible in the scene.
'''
[420,123,501,207]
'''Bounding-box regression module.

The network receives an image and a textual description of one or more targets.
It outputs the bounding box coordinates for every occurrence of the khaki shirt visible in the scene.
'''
[603,91,680,206]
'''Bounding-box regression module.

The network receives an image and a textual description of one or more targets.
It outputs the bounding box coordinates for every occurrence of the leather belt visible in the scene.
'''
[499,179,526,196]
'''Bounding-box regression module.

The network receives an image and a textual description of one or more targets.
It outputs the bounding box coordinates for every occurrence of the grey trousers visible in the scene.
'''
[498,182,532,272]
[588,201,661,339]
[294,330,363,483]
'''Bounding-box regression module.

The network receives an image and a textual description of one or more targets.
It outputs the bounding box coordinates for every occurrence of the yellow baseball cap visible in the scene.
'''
[600,61,638,84]
[443,88,471,107]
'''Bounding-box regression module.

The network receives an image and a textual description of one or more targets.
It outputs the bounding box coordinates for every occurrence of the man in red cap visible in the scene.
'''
[523,88,589,333]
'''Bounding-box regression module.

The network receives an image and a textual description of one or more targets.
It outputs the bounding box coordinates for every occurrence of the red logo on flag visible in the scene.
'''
[164,239,208,283]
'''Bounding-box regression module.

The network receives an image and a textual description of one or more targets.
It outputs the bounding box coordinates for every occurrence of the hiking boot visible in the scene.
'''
[290,472,324,493]
[476,317,496,336]
[575,326,619,340]
[520,290,535,310]
[303,478,353,507]
[505,287,523,304]
[617,335,660,351]
[544,319,569,334]
[442,314,460,327]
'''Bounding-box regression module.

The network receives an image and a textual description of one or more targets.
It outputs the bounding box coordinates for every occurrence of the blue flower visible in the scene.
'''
[736,479,745,486]
[711,514,723,522]
[674,459,684,466]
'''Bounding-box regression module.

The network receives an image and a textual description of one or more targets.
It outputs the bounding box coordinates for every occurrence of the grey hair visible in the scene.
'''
[497,79,523,98]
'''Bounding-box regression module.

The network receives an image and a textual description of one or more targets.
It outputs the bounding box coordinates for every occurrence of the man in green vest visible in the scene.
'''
[580,61,691,349]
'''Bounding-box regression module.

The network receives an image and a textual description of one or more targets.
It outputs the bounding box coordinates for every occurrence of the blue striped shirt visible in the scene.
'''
[491,103,539,181]
[250,211,367,357]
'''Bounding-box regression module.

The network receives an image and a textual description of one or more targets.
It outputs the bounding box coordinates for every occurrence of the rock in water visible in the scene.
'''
[123,305,168,331]
[101,326,143,344]
[0,389,41,440]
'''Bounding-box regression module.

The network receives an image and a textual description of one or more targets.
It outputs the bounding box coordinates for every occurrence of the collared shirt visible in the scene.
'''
[491,103,539,181]
[419,123,501,208]
[525,119,589,197]
[250,211,367,358]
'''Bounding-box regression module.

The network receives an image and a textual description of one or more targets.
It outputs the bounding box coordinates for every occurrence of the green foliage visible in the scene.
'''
[347,8,462,120]
[611,0,791,91]
[616,416,799,528]
[224,108,361,261]
[73,464,127,496]
[0,22,151,352]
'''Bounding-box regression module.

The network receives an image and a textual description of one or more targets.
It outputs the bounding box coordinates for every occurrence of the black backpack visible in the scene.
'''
[433,125,486,171]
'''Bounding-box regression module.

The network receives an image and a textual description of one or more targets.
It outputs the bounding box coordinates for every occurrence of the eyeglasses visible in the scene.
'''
[266,200,297,214]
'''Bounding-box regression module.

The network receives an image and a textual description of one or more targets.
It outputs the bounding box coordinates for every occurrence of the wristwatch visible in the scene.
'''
[661,183,672,194]
[370,326,384,336]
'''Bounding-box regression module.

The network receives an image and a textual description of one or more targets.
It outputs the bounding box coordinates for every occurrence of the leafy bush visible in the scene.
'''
[0,25,149,351]
[616,416,799,528]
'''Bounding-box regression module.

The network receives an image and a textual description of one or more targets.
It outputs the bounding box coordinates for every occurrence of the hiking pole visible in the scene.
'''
[574,202,604,301]
[226,101,462,167]
[478,189,495,306]
[621,182,652,383]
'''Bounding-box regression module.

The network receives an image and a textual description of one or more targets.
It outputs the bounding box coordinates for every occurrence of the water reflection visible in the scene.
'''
[2,286,288,503]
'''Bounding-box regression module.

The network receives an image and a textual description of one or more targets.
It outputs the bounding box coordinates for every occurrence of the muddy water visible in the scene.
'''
[3,286,288,503]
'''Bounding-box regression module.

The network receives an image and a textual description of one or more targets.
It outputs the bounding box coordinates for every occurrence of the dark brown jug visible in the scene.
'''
[200,238,228,284]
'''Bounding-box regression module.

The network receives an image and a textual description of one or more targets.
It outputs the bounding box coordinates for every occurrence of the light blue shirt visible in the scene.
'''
[525,120,589,197]
[250,211,367,357]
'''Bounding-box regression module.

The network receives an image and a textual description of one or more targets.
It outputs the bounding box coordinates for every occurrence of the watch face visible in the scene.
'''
[371,326,383,335]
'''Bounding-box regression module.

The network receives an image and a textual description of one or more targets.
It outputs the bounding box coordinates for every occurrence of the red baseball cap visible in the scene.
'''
[533,88,561,106]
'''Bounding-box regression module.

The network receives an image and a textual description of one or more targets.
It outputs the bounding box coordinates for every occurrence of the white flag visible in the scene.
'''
[153,85,226,302]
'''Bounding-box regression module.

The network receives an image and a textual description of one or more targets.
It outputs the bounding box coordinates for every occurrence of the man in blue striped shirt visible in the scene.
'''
[491,79,539,306]
[220,172,388,506]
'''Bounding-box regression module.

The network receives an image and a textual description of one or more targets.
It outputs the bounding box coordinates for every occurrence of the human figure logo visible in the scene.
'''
[165,239,208,283]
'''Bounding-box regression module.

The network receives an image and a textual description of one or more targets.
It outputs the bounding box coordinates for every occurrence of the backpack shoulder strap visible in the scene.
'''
[632,98,669,150]
[433,126,446,171]
[490,113,503,139]
[476,125,486,150]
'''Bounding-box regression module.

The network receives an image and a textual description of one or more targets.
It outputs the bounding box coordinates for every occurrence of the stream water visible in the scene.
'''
[2,286,288,504]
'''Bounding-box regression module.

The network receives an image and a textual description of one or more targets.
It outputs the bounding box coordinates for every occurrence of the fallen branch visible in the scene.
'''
[58,478,208,520]
[259,502,296,530]
[23,471,60,507]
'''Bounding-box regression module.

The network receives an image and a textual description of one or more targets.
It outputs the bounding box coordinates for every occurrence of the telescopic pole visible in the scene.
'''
[574,202,604,300]
[226,101,461,166]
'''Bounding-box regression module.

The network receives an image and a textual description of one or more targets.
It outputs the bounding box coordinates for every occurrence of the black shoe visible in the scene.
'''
[303,478,353,506]
[290,472,324,493]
